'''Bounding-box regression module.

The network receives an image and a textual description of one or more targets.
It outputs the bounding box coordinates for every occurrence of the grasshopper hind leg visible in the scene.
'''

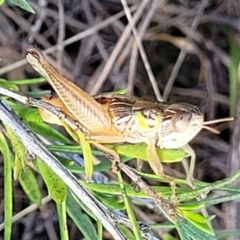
[88,141,121,173]
[147,142,178,206]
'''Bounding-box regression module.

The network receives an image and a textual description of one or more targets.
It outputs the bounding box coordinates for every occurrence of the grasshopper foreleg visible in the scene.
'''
[147,142,178,206]
[181,144,196,188]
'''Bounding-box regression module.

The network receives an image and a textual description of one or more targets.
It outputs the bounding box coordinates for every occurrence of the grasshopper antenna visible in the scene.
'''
[202,117,234,134]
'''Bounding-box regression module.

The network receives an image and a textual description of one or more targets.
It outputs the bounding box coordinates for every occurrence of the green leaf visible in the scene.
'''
[27,90,51,98]
[82,182,178,200]
[116,172,142,240]
[66,192,98,240]
[93,192,125,210]
[93,193,125,210]
[0,131,13,240]
[18,168,42,206]
[5,125,27,179]
[114,89,128,94]
[162,233,179,240]
[108,143,186,163]
[0,0,4,6]
[183,211,213,235]
[53,154,74,167]
[7,78,45,85]
[177,203,205,211]
[176,220,192,240]
[118,225,135,240]
[0,79,19,91]
[14,106,71,144]
[228,33,240,116]
[178,210,207,224]
[10,0,35,13]
[175,218,217,240]
[56,201,69,240]
[176,208,214,235]
[34,158,67,203]
[28,121,71,144]
[13,155,23,180]
[14,106,45,122]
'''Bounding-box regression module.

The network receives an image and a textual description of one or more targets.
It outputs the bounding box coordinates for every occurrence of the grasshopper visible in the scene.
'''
[26,47,232,202]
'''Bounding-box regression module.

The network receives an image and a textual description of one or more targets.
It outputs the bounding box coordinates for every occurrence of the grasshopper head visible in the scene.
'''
[157,103,204,149]
[26,47,50,80]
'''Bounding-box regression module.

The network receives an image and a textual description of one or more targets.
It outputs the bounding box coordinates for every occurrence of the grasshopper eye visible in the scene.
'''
[172,112,192,133]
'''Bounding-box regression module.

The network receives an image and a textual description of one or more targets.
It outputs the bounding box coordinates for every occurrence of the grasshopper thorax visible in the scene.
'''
[157,103,204,149]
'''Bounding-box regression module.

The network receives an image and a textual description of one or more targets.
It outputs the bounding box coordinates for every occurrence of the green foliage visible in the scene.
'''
[0,131,13,240]
[56,201,69,240]
[228,33,240,116]
[66,192,98,240]
[18,168,42,206]
[176,206,214,235]
[5,125,27,179]
[176,218,217,240]
[10,0,35,13]
[0,79,19,91]
[117,171,142,240]
[109,143,186,163]
[14,106,71,144]
[33,158,67,203]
